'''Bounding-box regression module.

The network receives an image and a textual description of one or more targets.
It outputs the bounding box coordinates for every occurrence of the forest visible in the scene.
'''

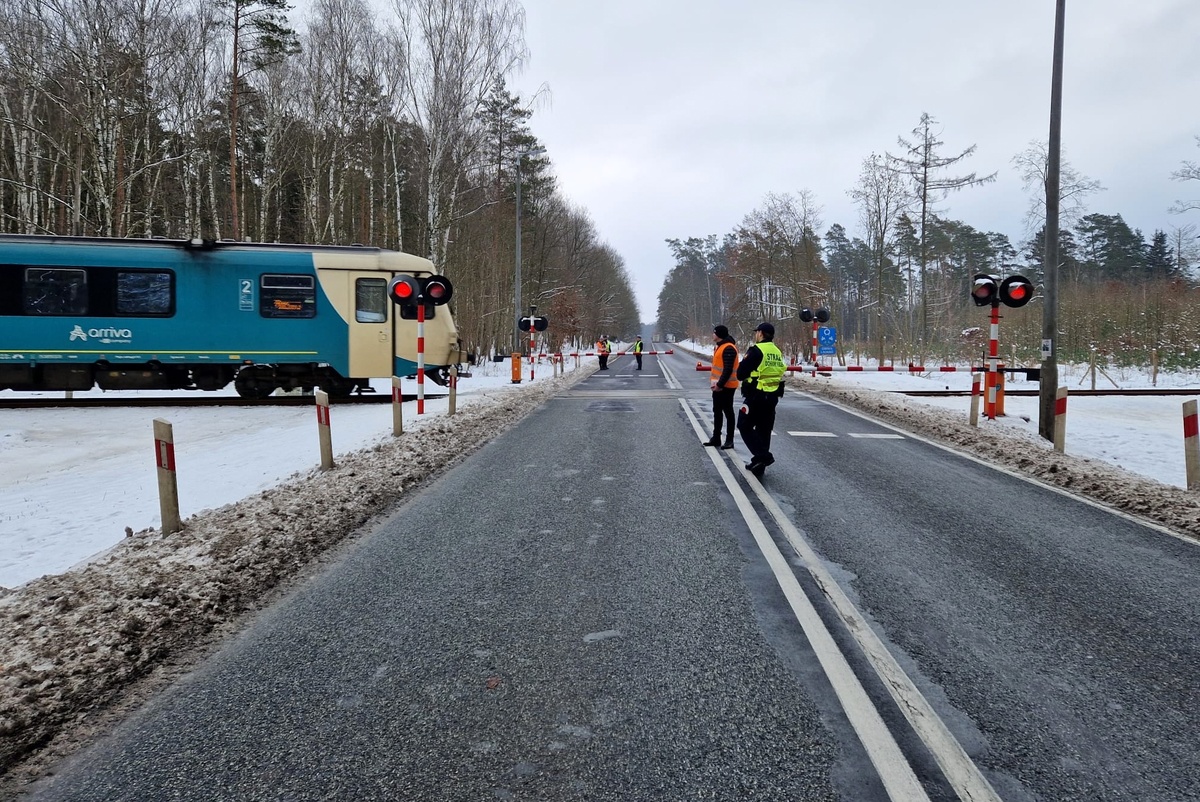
[656,117,1200,369]
[0,0,641,358]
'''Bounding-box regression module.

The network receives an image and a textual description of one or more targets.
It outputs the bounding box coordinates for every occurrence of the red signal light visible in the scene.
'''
[971,274,999,307]
[999,275,1033,308]
[387,275,420,306]
[422,275,454,305]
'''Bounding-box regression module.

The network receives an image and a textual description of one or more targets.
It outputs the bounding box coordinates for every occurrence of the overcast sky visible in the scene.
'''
[507,0,1200,322]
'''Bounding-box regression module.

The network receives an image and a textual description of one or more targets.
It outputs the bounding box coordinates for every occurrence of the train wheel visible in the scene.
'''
[319,377,359,398]
[234,368,275,399]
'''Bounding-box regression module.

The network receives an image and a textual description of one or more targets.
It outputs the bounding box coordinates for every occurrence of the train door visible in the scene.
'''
[346,273,392,378]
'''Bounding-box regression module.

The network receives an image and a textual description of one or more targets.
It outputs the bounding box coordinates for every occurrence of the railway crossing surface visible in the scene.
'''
[25,347,1200,802]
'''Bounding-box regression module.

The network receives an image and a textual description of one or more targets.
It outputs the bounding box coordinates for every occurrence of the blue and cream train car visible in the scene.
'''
[0,235,466,398]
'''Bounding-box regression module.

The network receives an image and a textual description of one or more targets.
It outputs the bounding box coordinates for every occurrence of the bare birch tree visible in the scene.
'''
[1013,139,1104,237]
[888,112,995,349]
[388,0,526,268]
[1170,135,1200,215]
[850,152,908,359]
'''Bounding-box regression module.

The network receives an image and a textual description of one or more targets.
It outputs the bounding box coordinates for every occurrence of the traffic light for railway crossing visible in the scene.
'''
[998,275,1032,308]
[387,274,454,314]
[423,275,454,305]
[799,307,830,323]
[388,274,420,307]
[518,316,549,332]
[972,273,1033,308]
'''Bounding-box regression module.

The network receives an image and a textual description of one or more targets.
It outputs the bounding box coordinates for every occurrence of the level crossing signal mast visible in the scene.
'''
[971,273,1032,421]
[387,273,454,415]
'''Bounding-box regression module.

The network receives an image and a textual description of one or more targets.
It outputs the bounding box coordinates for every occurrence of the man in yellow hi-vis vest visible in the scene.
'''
[736,321,786,479]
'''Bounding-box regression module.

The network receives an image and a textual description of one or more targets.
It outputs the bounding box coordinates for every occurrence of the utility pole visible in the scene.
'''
[1039,0,1066,442]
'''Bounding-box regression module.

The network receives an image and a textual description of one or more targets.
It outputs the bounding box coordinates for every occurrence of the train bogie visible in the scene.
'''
[0,236,465,397]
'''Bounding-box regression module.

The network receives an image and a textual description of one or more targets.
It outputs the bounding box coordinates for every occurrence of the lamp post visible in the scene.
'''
[514,147,545,358]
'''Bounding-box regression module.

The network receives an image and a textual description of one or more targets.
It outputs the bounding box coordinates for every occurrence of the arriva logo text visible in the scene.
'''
[69,325,133,344]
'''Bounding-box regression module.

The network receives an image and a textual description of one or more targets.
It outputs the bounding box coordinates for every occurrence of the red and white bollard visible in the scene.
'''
[1053,385,1067,453]
[985,303,1001,420]
[392,376,404,436]
[153,418,182,534]
[316,390,334,469]
[969,372,982,427]
[416,302,426,415]
[1184,400,1199,490]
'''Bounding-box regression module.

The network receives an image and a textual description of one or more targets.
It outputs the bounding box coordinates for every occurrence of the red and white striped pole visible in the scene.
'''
[416,300,425,415]
[392,376,404,435]
[1184,400,1200,490]
[1054,386,1068,453]
[152,418,182,534]
[811,320,819,364]
[529,330,536,382]
[969,372,982,427]
[985,303,1001,420]
[315,390,333,469]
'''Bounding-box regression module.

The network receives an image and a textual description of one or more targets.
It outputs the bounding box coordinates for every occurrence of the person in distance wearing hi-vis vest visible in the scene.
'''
[737,321,787,479]
[633,336,644,369]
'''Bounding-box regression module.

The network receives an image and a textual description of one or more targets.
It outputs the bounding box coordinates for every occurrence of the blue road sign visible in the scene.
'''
[817,326,837,346]
[818,345,836,355]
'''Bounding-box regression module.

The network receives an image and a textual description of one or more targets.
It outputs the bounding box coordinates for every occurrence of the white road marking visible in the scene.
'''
[683,400,932,802]
[659,358,682,390]
[788,431,838,437]
[737,407,1005,802]
[848,433,905,439]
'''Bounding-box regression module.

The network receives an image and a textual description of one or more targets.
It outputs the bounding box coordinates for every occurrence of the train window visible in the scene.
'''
[260,273,316,318]
[355,278,388,323]
[116,271,172,315]
[23,268,87,315]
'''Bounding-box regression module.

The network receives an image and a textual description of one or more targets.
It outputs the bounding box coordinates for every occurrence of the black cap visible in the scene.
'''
[755,322,775,339]
[713,324,729,339]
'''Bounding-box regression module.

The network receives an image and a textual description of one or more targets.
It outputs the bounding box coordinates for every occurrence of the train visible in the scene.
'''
[0,235,467,398]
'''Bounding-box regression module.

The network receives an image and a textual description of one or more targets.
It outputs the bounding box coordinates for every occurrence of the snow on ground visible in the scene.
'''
[4,343,1200,791]
[0,360,575,589]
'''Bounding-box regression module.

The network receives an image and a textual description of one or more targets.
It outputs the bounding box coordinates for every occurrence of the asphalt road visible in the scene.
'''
[26,347,1200,801]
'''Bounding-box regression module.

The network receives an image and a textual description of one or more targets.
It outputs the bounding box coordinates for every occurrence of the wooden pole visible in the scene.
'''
[449,365,458,416]
[1053,386,1068,453]
[316,390,333,470]
[969,372,982,427]
[1184,400,1200,490]
[392,376,403,436]
[152,418,182,534]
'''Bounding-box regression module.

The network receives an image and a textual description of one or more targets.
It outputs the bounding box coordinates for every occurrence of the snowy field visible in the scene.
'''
[0,354,586,589]
[3,346,1199,589]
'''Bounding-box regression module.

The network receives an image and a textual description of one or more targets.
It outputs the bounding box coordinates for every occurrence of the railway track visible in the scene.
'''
[897,388,1200,397]
[0,392,446,410]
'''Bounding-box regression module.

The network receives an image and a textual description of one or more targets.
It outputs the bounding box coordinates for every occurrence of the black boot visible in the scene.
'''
[703,434,721,447]
[721,437,735,449]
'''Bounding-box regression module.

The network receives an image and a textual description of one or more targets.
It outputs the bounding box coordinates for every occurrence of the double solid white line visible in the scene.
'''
[683,400,1002,802]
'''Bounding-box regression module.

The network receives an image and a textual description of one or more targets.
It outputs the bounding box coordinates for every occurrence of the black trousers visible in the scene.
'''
[635,353,643,369]
[598,353,608,370]
[737,391,779,461]
[712,386,736,440]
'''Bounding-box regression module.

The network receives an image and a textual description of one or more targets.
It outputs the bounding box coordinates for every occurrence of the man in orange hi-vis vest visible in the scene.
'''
[705,324,739,448]
[596,336,610,370]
